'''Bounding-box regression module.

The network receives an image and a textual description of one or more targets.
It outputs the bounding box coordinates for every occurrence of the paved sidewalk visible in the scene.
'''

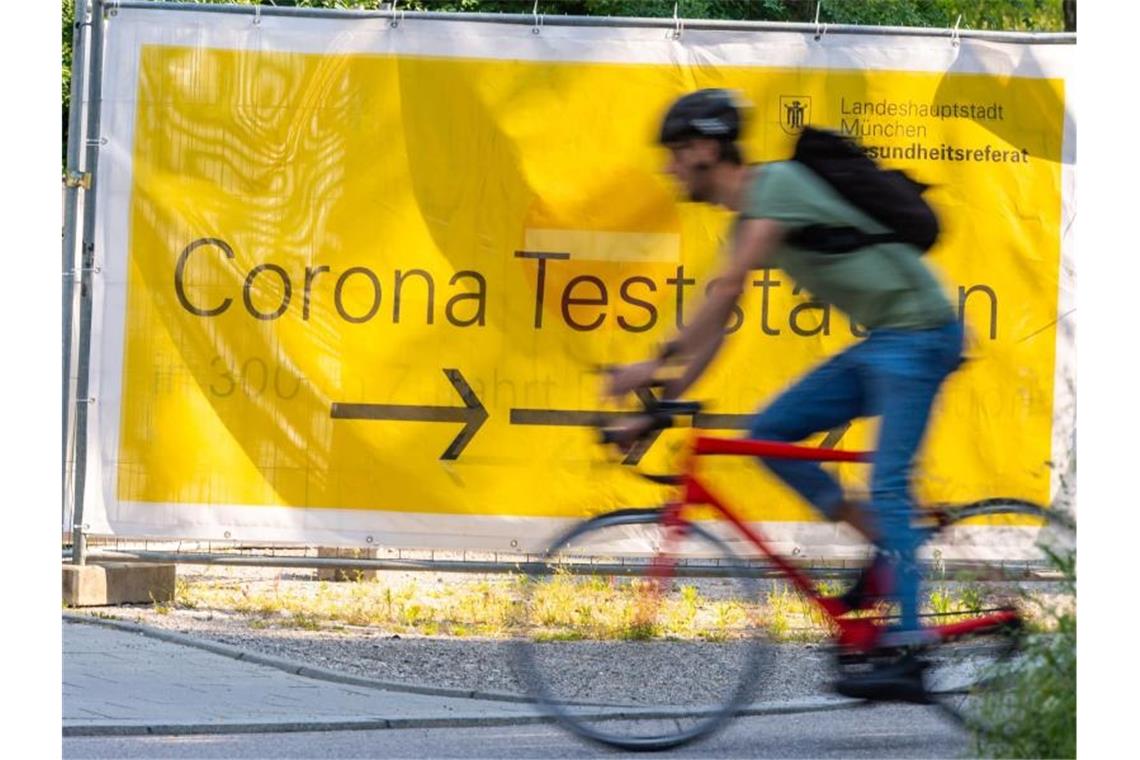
[63,616,859,737]
[63,618,543,736]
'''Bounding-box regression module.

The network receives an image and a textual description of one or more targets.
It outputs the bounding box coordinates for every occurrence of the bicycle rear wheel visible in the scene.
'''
[917,499,1075,737]
[511,509,770,751]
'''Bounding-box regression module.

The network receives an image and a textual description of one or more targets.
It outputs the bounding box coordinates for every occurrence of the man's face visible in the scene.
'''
[663,138,719,203]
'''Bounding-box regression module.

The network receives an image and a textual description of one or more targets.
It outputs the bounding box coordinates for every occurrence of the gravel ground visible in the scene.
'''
[70,565,839,707]
[70,563,1067,709]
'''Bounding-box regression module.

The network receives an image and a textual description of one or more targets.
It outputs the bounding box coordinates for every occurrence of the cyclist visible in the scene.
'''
[605,88,964,701]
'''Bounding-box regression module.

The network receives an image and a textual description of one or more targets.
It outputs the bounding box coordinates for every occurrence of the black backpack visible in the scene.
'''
[784,127,940,255]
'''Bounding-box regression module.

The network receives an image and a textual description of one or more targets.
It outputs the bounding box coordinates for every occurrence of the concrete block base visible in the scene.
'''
[316,547,378,582]
[62,562,176,607]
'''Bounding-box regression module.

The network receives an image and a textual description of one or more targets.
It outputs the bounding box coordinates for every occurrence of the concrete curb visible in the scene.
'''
[64,698,863,738]
[63,715,560,738]
[63,613,864,737]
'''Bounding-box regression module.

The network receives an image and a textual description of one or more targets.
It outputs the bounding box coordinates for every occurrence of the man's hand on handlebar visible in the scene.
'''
[598,362,704,456]
[604,414,659,454]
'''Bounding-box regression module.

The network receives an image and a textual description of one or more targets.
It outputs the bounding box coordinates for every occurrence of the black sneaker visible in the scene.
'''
[834,650,930,704]
[837,552,893,611]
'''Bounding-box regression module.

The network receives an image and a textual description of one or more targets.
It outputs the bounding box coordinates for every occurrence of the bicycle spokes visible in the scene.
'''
[512,511,772,751]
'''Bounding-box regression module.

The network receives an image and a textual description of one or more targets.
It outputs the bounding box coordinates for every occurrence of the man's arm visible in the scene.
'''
[607,217,784,398]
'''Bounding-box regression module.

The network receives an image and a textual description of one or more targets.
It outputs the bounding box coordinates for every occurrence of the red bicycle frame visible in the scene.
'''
[660,434,1019,652]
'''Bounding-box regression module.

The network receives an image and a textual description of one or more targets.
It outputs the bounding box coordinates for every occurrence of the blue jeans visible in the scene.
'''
[748,320,964,633]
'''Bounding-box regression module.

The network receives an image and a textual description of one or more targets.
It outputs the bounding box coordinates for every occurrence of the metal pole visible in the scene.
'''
[107,1,1076,44]
[67,548,1057,582]
[71,0,107,566]
[63,0,91,544]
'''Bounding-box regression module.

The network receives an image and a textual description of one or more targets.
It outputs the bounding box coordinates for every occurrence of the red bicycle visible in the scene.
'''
[511,394,1075,751]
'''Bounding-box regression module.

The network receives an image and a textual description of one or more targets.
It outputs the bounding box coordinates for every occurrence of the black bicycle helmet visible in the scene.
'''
[657,88,747,144]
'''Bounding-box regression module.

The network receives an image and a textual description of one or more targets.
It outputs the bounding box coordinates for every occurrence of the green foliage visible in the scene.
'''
[974,550,1076,759]
[813,0,1065,31]
[62,0,75,167]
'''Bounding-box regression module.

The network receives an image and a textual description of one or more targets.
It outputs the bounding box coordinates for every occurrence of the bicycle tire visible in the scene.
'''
[916,499,1075,737]
[511,509,769,751]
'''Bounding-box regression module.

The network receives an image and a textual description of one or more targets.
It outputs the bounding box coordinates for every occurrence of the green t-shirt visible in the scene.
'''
[742,160,955,331]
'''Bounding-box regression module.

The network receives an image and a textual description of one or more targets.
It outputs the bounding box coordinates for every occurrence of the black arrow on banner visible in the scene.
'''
[509,410,756,432]
[509,409,665,465]
[509,408,852,465]
[331,369,488,461]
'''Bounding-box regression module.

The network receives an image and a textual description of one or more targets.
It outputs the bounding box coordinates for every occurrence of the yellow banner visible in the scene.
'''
[118,44,1064,527]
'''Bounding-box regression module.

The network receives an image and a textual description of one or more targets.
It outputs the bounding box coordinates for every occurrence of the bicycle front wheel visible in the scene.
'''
[511,508,770,751]
[918,499,1076,739]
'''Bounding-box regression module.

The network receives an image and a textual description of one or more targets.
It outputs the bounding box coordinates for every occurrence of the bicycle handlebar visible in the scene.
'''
[597,382,703,448]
